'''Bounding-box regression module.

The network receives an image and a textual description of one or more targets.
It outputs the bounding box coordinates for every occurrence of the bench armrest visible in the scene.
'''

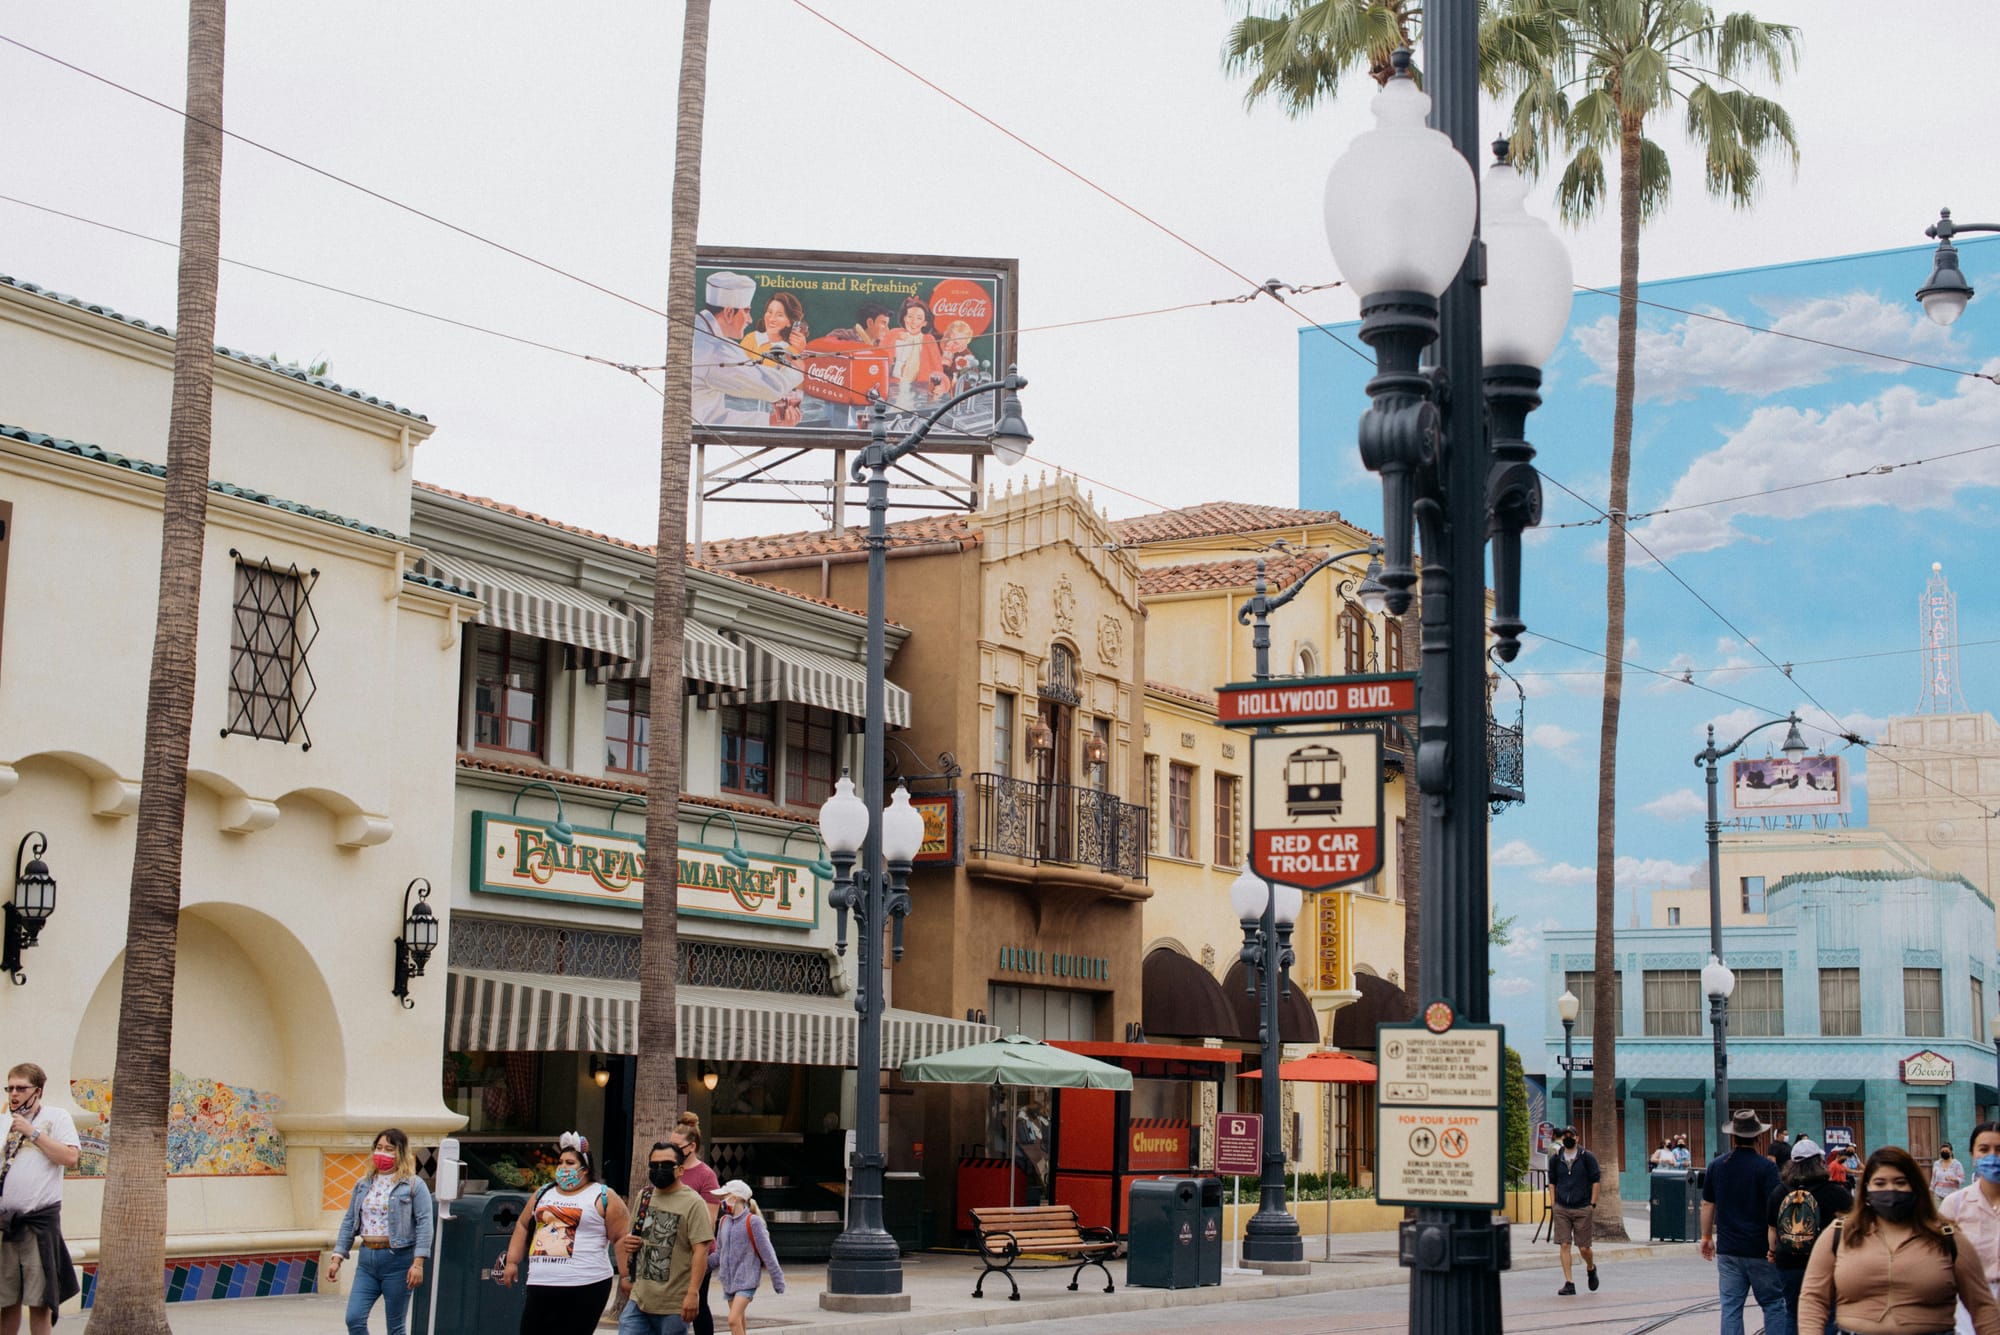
[1080,1226,1116,1244]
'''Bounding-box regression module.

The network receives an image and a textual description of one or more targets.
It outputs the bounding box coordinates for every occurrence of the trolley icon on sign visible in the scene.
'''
[1284,744,1347,819]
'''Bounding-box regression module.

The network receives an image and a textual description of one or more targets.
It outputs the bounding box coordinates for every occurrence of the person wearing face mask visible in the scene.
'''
[614,1142,713,1335]
[1938,1122,2000,1335]
[1546,1125,1601,1296]
[1798,1145,2000,1335]
[499,1132,630,1334]
[1767,1137,1851,1335]
[0,1063,80,1335]
[327,1128,433,1335]
[1937,1144,1968,1200]
[1702,1109,1788,1335]
[709,1180,785,1335]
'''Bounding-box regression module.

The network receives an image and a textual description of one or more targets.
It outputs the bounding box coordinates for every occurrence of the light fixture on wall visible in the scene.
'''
[392,878,439,1009]
[511,780,576,846]
[696,810,753,870]
[701,1068,720,1092]
[1083,730,1108,779]
[783,824,837,881]
[1025,715,1054,757]
[608,794,646,832]
[591,1056,612,1089]
[5,832,57,986]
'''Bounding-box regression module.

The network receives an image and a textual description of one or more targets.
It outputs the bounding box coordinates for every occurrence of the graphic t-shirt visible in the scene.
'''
[527,1182,614,1287]
[0,1104,79,1213]
[629,1183,714,1316]
[360,1174,396,1238]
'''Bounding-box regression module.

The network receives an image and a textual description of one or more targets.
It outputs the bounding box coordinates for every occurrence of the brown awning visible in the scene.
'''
[1329,972,1417,1049]
[1141,949,1238,1041]
[1220,960,1321,1045]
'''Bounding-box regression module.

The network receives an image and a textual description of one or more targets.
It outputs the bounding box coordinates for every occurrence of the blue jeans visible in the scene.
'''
[1779,1267,1833,1335]
[344,1245,415,1335]
[1719,1253,1790,1335]
[617,1299,691,1335]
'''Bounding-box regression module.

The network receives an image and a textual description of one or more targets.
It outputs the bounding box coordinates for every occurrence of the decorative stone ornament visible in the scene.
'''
[1096,614,1124,667]
[999,583,1028,638]
[1052,575,1077,631]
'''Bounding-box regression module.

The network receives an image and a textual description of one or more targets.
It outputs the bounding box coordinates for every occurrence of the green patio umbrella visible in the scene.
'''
[901,1034,1132,1207]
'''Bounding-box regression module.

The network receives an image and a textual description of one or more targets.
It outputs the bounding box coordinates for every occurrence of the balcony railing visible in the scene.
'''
[1489,714,1525,810]
[970,773,1148,883]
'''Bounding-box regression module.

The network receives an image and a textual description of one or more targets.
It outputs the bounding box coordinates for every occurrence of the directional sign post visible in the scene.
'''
[1375,1003,1507,1210]
[1250,729,1384,892]
[1217,672,1418,729]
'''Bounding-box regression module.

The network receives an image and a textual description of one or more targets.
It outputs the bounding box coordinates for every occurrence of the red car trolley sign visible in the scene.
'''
[1250,729,1384,892]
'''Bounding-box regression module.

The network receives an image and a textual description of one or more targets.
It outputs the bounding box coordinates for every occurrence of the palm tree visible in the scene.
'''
[1490,0,1799,1239]
[89,1,227,1328]
[1224,1,1421,107]
[631,0,710,1197]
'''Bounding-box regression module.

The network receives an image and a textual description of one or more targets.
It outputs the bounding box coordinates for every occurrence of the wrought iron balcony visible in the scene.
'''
[970,773,1148,883]
[1488,703,1525,811]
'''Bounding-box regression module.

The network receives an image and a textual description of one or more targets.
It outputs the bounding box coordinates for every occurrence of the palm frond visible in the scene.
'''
[1712,11,1799,80]
[1555,142,1608,224]
[1636,135,1673,220]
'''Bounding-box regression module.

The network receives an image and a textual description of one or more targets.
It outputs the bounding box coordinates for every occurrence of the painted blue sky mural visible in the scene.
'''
[1299,236,2000,1063]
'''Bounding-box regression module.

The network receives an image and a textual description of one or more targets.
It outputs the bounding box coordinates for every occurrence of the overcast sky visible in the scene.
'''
[9,2,2000,1057]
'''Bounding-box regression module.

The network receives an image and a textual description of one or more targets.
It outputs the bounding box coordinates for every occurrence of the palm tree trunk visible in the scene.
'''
[631,0,709,1198]
[1587,111,1645,1244]
[90,2,226,1328]
[1400,599,1422,1010]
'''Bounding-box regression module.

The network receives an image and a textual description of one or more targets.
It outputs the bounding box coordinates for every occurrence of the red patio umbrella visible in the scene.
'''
[1242,1049,1378,1083]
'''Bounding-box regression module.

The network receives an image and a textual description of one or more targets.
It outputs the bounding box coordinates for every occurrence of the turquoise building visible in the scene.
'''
[1545,870,2000,1200]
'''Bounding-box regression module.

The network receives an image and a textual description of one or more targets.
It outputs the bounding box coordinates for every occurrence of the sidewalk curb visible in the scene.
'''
[773,1240,1700,1333]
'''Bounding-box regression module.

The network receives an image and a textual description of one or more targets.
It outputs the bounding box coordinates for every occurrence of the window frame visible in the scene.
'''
[1905,967,1944,1038]
[604,680,651,775]
[473,627,549,758]
[1732,967,1785,1037]
[1167,761,1194,861]
[1819,967,1861,1037]
[719,701,778,798]
[1564,969,1623,1039]
[1976,978,1987,1044]
[1212,773,1240,867]
[226,556,317,746]
[1339,606,1366,674]
[782,703,840,810]
[993,691,1015,779]
[1642,968,1702,1038]
[1383,617,1403,672]
[1740,876,1767,914]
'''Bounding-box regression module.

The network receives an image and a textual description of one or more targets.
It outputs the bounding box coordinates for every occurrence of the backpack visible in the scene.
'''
[1774,1189,1823,1260]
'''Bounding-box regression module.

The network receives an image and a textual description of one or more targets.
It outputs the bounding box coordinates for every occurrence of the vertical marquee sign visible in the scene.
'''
[1250,729,1385,892]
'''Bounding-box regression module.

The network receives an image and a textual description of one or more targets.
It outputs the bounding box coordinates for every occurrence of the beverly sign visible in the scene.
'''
[1899,1050,1955,1086]
[472,813,820,929]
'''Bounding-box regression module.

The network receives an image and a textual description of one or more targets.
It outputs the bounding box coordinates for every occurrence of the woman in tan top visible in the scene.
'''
[1799,1146,2000,1335]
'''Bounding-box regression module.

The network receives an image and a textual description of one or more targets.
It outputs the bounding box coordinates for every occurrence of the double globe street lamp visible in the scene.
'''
[817,371,1031,1306]
[1320,21,1573,1330]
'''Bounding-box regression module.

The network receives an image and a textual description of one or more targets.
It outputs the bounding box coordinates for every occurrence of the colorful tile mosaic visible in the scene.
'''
[70,1071,286,1177]
[80,1251,319,1306]
[321,1152,370,1210]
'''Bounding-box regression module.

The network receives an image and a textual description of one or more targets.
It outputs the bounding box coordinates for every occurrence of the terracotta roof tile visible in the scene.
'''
[1139,552,1348,597]
[1146,679,1217,709]
[456,754,818,823]
[1111,501,1372,546]
[695,514,977,566]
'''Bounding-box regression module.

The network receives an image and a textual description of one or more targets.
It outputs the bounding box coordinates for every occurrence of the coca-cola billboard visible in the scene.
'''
[694,247,1016,446]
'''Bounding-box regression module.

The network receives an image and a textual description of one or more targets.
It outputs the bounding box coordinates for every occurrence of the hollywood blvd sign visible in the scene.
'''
[1250,729,1384,891]
[1217,672,1417,729]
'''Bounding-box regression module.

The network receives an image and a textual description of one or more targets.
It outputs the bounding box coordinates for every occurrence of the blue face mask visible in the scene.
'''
[1975,1155,2000,1185]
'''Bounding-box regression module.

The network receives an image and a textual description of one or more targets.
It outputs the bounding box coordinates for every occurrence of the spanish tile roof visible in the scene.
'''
[1146,679,1217,709]
[0,274,428,421]
[2,424,403,539]
[1138,552,1333,597]
[416,482,881,622]
[694,514,977,565]
[1110,502,1362,546]
[455,753,816,822]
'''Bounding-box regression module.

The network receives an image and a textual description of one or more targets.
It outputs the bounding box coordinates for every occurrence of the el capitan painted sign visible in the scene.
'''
[472,813,820,928]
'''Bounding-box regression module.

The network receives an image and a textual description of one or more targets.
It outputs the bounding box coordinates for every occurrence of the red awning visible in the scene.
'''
[1243,1049,1379,1084]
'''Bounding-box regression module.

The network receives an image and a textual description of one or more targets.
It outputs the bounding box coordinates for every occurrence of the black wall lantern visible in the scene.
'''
[5,832,56,986]
[393,878,439,1009]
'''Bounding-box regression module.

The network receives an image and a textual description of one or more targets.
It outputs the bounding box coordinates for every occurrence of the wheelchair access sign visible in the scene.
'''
[1250,729,1384,892]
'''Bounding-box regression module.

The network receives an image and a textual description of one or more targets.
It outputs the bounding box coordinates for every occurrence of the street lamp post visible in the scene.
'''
[1915,209,1999,326]
[1557,989,1580,1130]
[1990,1013,2000,1102]
[1320,6,1574,1325]
[1696,713,1805,1148]
[1233,542,1384,1269]
[817,373,1032,1306]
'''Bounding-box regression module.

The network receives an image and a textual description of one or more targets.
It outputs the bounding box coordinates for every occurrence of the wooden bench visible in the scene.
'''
[969,1204,1120,1301]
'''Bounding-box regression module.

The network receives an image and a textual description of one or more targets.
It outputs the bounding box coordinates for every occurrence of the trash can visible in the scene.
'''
[412,1191,531,1335]
[1647,1170,1702,1243]
[1127,1178,1201,1289]
[1197,1177,1223,1286]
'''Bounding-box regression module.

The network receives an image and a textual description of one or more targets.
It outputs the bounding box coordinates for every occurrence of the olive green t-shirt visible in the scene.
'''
[629,1183,714,1315]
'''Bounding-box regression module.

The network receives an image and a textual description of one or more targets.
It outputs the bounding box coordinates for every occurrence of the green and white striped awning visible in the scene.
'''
[415,552,633,660]
[606,603,747,690]
[444,968,993,1067]
[735,634,911,728]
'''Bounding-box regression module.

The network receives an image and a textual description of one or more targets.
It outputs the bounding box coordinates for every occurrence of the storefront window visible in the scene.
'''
[990,983,1098,1042]
[1645,1100,1706,1166]
[720,703,775,796]
[605,681,650,773]
[443,1052,544,1134]
[1820,1101,1864,1153]
[474,629,546,756]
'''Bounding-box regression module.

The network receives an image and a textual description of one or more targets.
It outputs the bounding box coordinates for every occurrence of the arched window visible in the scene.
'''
[1339,607,1366,674]
[1293,644,1318,677]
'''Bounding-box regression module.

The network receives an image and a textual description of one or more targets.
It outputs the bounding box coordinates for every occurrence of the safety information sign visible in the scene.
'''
[1376,1006,1506,1209]
[1378,1026,1504,1106]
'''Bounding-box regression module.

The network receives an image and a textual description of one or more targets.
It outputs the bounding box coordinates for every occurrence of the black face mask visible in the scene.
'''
[1562,1137,1576,1150]
[648,1162,680,1189]
[1867,1189,1917,1223]
[1940,1149,1953,1160]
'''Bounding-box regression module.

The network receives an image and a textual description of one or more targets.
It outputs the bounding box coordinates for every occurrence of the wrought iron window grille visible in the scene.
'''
[1487,665,1526,813]
[223,551,319,749]
[1040,643,1080,706]
[447,915,833,995]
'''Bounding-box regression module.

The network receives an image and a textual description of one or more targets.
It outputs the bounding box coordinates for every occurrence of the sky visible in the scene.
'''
[7,2,2000,1060]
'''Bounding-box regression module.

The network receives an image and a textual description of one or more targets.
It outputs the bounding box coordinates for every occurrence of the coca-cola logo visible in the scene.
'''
[805,362,848,385]
[928,278,995,336]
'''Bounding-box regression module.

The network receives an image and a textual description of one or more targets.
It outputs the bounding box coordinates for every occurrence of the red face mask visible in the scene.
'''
[373,1152,397,1173]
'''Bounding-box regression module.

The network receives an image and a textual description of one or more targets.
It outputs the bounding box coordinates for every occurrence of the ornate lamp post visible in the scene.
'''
[818,373,1031,1306]
[1320,8,1574,1323]
[1696,713,1805,1146]
[4,833,57,986]
[1915,209,1997,326]
[1557,989,1580,1129]
[1229,862,1304,1266]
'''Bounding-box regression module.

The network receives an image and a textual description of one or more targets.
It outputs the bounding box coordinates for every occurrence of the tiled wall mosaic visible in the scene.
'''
[321,1152,370,1210]
[70,1071,286,1177]
[80,1251,319,1306]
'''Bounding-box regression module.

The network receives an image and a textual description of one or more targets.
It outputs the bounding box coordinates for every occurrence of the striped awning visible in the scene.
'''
[735,634,911,728]
[444,967,994,1067]
[606,604,747,690]
[415,552,633,660]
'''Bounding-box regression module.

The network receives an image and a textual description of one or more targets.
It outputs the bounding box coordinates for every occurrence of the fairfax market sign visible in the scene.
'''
[471,813,820,929]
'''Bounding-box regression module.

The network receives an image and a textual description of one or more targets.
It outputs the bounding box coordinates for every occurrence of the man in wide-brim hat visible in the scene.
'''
[1702,1109,1788,1335]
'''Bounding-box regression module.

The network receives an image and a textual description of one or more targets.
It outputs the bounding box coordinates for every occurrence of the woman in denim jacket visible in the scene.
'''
[327,1128,435,1335]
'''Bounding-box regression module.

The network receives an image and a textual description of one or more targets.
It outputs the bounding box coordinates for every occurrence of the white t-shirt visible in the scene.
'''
[526,1182,615,1287]
[1,1104,79,1212]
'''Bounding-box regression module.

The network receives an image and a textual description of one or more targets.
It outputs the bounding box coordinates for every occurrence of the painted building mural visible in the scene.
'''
[69,1072,287,1178]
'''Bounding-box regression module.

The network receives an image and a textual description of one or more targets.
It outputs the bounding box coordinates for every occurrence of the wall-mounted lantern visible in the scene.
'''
[393,878,439,1009]
[511,781,575,845]
[5,833,56,986]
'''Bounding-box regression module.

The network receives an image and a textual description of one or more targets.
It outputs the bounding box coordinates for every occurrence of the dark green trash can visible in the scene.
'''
[1198,1177,1223,1286]
[1128,1178,1201,1289]
[412,1191,531,1335]
[1648,1170,1702,1243]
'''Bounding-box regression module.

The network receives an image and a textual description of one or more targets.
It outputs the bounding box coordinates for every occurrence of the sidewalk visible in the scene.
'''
[80,1216,1688,1333]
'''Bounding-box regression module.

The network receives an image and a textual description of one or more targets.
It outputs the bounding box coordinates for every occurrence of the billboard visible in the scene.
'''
[1726,753,1851,816]
[693,248,1016,447]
